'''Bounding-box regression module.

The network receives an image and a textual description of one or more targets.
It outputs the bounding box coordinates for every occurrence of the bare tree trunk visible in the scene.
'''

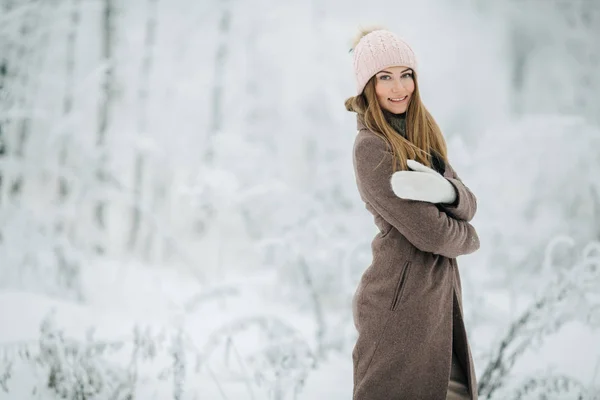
[577,0,599,125]
[0,50,4,245]
[206,0,232,162]
[0,51,7,206]
[143,179,163,262]
[8,2,35,200]
[592,186,600,241]
[57,0,81,208]
[0,0,17,207]
[194,0,232,238]
[238,20,260,239]
[306,0,325,181]
[44,0,85,302]
[2,0,48,204]
[95,0,116,254]
[0,0,49,212]
[508,25,534,117]
[129,0,158,257]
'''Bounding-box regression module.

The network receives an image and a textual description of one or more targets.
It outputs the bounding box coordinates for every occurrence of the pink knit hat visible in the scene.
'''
[352,29,418,95]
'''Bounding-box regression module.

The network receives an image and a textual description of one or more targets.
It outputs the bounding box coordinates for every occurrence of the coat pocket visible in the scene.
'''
[390,261,411,311]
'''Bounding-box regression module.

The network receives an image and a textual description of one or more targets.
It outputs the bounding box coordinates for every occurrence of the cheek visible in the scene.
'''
[375,85,388,102]
[375,82,386,97]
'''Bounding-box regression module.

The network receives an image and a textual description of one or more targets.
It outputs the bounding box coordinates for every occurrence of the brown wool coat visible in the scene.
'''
[351,119,480,400]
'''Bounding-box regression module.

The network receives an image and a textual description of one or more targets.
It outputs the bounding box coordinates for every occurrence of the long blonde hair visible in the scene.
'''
[344,27,448,172]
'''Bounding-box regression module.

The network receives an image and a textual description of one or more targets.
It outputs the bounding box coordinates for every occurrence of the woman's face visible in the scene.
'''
[374,66,415,114]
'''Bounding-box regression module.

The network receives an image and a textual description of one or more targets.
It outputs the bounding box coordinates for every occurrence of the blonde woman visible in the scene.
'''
[346,28,480,400]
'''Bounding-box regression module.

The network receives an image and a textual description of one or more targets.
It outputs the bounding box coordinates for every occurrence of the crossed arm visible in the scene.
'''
[391,158,478,222]
[353,134,479,258]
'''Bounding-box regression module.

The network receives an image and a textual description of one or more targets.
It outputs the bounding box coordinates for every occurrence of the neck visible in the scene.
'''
[382,109,406,118]
[382,109,407,137]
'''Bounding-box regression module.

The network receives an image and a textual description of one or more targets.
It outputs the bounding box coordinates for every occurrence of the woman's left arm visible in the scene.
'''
[391,160,478,222]
[441,163,477,222]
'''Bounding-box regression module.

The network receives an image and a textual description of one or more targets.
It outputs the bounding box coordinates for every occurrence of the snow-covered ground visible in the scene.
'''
[1,253,598,399]
[0,261,319,399]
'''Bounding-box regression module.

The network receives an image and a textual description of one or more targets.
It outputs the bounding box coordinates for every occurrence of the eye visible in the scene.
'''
[378,75,391,80]
[401,72,413,79]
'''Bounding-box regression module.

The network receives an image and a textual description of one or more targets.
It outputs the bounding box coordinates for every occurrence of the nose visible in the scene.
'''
[391,79,405,93]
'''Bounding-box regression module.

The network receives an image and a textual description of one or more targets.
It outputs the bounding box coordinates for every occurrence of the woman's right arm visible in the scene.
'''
[353,134,479,258]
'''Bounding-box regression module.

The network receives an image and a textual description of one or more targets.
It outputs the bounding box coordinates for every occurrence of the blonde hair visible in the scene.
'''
[345,28,448,172]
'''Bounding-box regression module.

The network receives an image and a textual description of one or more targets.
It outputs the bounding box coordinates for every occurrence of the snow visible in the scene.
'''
[1,0,599,398]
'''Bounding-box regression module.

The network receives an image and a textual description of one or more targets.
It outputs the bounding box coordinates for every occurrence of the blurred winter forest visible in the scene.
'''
[0,0,599,398]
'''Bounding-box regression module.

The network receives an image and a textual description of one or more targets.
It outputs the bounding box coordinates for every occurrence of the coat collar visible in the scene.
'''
[356,115,449,176]
[356,115,367,132]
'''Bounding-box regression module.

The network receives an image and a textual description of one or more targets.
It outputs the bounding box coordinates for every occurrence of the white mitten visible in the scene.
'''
[390,159,457,204]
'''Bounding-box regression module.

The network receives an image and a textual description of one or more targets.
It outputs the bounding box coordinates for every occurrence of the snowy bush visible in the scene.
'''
[478,239,600,399]
[0,310,317,399]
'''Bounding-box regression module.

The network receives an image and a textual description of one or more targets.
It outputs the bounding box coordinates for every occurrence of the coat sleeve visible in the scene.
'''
[353,134,479,258]
[440,162,478,222]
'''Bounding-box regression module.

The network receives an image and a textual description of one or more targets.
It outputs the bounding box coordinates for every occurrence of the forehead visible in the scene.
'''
[377,66,411,73]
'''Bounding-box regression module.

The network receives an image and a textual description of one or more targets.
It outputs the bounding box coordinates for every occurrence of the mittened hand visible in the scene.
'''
[406,159,439,175]
[390,160,457,204]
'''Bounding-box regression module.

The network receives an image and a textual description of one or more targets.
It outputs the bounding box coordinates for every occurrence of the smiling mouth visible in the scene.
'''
[389,96,408,103]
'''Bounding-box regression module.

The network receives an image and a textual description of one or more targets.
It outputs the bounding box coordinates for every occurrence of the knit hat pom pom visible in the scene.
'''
[349,25,388,53]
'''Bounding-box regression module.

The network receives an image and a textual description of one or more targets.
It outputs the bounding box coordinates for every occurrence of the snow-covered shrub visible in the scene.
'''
[0,311,317,399]
[478,239,600,399]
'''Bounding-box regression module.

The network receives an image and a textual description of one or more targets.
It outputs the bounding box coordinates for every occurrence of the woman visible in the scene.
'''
[345,28,480,399]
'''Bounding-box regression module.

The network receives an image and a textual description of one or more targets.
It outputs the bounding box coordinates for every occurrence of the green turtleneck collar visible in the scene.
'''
[382,109,407,138]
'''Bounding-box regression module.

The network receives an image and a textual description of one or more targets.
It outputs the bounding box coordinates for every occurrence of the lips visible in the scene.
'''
[389,96,408,102]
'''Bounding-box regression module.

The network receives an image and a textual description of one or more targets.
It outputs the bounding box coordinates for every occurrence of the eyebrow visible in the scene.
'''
[377,68,412,75]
